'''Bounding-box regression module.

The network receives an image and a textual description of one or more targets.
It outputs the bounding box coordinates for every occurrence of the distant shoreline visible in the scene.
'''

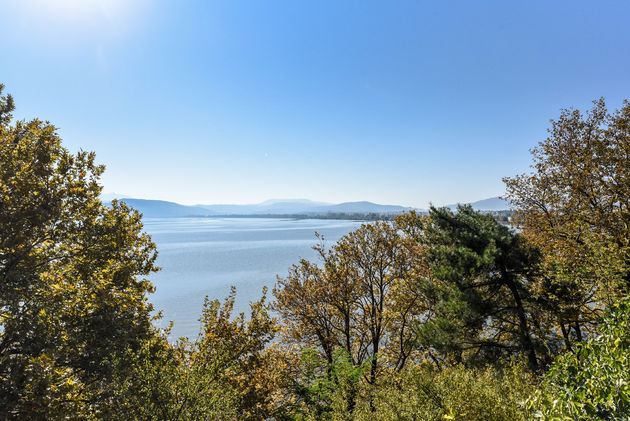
[172,213,402,221]
[145,210,513,223]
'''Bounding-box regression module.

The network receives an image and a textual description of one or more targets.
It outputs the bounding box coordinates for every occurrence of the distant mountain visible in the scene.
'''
[111,198,415,218]
[470,197,510,210]
[197,199,332,215]
[100,192,131,202]
[259,198,331,206]
[116,199,216,218]
[446,197,510,211]
[108,197,508,218]
[311,201,413,214]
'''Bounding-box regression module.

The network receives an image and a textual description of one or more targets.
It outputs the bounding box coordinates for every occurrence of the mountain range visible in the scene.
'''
[103,196,510,218]
[445,196,509,212]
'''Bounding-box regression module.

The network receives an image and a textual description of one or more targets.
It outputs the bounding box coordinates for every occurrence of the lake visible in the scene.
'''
[143,217,364,339]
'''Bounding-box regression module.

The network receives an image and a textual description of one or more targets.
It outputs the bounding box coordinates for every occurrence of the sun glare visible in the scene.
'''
[26,0,130,24]
[9,0,149,41]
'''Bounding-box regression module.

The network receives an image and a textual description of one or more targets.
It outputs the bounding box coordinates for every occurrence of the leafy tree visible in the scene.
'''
[193,287,291,420]
[417,205,548,370]
[504,98,630,347]
[529,297,630,420]
[111,288,287,421]
[0,84,159,417]
[289,347,368,420]
[110,330,240,420]
[274,221,427,413]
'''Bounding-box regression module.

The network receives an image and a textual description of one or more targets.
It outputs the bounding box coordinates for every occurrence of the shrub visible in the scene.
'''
[529,297,630,420]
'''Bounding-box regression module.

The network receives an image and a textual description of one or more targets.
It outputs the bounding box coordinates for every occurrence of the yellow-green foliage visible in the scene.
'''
[0,84,160,418]
[287,347,368,420]
[357,362,536,421]
[529,297,630,420]
[111,288,293,421]
[288,350,535,421]
[504,99,630,344]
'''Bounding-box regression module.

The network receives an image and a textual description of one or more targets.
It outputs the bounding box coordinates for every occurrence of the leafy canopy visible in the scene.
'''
[0,84,159,418]
[529,297,630,420]
[504,99,630,343]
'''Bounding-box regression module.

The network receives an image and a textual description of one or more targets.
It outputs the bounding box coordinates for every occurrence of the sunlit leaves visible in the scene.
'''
[529,298,630,420]
[504,99,630,346]
[0,86,159,417]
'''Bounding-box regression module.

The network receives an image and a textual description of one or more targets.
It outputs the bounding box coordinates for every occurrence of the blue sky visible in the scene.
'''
[2,1,629,207]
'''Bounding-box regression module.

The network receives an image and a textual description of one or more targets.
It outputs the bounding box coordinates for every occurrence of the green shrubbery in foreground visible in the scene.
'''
[2,84,630,420]
[529,297,630,420]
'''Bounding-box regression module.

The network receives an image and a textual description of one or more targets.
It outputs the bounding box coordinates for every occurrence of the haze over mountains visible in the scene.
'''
[445,196,509,212]
[103,195,509,218]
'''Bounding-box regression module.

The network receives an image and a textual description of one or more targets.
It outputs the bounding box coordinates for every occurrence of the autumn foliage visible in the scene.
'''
[2,85,630,420]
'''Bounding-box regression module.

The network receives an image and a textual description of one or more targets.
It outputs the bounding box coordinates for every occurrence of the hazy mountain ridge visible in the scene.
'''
[446,197,510,211]
[196,199,332,215]
[311,201,413,214]
[105,196,510,218]
[114,199,216,218]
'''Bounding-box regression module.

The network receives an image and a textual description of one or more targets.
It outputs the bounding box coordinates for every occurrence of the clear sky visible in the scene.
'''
[2,1,629,207]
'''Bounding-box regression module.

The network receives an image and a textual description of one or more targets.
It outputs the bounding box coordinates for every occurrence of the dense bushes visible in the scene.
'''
[366,362,535,421]
[529,297,630,420]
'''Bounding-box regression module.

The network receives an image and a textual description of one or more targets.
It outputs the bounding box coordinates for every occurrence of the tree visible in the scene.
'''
[111,288,289,421]
[193,287,291,420]
[504,98,630,348]
[417,205,547,370]
[289,347,368,420]
[274,220,427,413]
[0,84,160,417]
[110,330,240,421]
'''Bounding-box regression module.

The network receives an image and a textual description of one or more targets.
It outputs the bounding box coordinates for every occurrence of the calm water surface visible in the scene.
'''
[143,217,363,339]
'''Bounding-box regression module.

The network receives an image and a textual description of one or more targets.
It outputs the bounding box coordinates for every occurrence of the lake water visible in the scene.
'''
[143,217,364,339]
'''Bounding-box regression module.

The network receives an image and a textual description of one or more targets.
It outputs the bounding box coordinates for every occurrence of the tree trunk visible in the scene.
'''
[506,280,538,371]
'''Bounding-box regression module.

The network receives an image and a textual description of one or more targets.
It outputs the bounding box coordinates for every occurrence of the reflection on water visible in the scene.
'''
[143,217,363,339]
